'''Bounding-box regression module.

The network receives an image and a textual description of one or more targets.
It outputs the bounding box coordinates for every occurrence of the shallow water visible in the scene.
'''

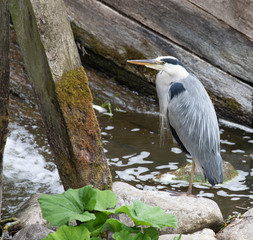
[2,30,253,219]
[92,81,253,218]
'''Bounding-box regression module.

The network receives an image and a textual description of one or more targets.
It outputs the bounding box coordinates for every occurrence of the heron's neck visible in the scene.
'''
[164,65,189,81]
[155,72,171,141]
[155,68,188,141]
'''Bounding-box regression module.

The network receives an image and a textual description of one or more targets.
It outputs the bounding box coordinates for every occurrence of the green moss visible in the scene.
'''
[222,161,239,182]
[124,45,146,60]
[141,38,149,47]
[56,67,98,149]
[206,90,252,126]
[207,90,241,112]
[171,163,203,182]
[225,98,241,111]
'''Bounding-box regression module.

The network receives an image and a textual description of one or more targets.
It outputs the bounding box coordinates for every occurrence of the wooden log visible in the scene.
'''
[101,0,253,85]
[0,0,10,219]
[8,0,112,190]
[188,0,253,40]
[65,0,252,127]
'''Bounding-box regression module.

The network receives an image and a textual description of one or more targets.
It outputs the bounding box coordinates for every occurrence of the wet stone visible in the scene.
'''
[159,228,217,240]
[216,207,253,240]
[12,224,53,240]
[12,194,46,231]
[113,182,224,234]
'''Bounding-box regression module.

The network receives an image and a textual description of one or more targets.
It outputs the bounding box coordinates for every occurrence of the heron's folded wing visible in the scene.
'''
[167,78,222,184]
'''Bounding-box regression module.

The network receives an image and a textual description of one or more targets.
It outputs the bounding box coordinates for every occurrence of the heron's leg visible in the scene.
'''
[187,160,195,195]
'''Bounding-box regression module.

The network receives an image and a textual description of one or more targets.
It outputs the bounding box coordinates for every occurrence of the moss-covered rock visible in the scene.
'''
[158,161,238,184]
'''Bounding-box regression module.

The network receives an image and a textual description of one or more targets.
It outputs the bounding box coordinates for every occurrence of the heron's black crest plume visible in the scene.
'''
[160,58,185,68]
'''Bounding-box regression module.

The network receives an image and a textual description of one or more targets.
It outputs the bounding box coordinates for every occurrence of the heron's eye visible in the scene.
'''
[160,61,166,65]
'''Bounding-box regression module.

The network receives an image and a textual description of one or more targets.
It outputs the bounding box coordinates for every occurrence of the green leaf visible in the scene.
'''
[115,200,177,229]
[62,185,96,211]
[83,212,108,237]
[39,185,118,226]
[133,232,151,240]
[143,227,159,240]
[113,229,134,240]
[112,227,156,240]
[38,192,95,226]
[101,218,140,234]
[132,228,158,240]
[93,188,118,211]
[101,218,123,233]
[43,225,90,240]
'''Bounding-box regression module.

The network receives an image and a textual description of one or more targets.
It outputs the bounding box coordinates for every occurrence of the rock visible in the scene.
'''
[113,182,224,234]
[12,194,46,231]
[216,207,253,240]
[12,224,53,240]
[159,161,238,183]
[159,228,217,240]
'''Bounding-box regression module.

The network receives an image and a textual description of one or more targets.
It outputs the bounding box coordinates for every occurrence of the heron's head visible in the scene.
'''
[127,56,189,80]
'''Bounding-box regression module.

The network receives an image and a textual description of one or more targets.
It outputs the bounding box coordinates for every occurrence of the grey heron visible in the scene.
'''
[127,56,223,195]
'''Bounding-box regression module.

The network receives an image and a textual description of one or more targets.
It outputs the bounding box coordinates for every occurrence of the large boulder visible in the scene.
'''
[113,182,224,234]
[159,228,217,240]
[12,193,46,230]
[216,207,253,240]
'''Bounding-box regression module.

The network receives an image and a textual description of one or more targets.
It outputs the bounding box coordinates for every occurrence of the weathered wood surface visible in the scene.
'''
[65,0,253,127]
[189,0,253,40]
[9,0,112,190]
[0,0,10,220]
[101,0,253,85]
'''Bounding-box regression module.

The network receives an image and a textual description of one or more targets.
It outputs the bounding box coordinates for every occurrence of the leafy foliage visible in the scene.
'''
[43,225,90,240]
[38,185,118,226]
[100,93,120,117]
[115,200,177,229]
[39,185,177,240]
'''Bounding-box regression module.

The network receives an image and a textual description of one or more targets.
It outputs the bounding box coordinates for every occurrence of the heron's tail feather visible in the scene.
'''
[203,154,223,186]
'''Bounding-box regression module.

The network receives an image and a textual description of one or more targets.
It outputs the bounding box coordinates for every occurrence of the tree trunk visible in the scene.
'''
[0,0,10,219]
[8,0,112,190]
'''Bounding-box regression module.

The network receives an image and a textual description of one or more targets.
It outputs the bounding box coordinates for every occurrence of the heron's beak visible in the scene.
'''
[127,59,161,67]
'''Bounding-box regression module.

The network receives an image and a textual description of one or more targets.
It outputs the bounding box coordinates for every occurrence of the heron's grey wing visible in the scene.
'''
[167,76,223,185]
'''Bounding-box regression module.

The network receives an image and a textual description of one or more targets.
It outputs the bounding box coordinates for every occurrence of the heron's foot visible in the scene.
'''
[170,191,197,198]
